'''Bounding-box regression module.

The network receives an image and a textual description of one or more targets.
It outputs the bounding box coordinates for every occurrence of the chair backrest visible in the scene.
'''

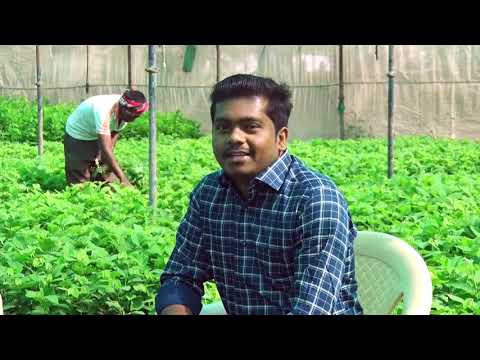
[0,293,3,315]
[355,231,432,315]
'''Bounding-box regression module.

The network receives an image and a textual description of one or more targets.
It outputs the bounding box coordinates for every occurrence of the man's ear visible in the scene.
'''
[277,127,288,151]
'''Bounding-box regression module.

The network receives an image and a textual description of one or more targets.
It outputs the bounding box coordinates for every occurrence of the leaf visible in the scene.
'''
[45,295,59,305]
[39,237,56,252]
[133,284,148,293]
[25,290,42,299]
[31,307,47,315]
[130,310,146,315]
[450,282,475,294]
[447,294,466,304]
[474,271,480,284]
[105,300,124,314]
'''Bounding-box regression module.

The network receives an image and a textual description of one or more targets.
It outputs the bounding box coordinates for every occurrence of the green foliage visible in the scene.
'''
[121,110,202,140]
[0,96,202,142]
[0,137,219,314]
[0,133,479,314]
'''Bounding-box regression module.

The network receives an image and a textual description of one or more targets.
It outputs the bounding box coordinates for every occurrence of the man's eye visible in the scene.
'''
[247,123,259,130]
[215,123,229,132]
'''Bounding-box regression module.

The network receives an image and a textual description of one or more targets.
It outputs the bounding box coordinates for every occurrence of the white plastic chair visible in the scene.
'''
[0,293,3,315]
[354,231,432,314]
[200,231,433,315]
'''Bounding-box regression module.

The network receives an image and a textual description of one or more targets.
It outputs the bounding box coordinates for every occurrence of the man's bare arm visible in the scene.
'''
[161,304,193,315]
[111,131,120,150]
[97,133,130,185]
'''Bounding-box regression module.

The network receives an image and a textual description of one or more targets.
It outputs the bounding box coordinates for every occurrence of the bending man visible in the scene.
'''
[63,90,148,186]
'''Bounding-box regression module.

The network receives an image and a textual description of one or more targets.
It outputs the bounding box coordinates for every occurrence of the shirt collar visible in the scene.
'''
[219,150,292,193]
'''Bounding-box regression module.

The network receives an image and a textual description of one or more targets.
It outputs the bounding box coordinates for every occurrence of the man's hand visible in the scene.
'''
[160,304,193,315]
[98,134,129,183]
[120,177,133,187]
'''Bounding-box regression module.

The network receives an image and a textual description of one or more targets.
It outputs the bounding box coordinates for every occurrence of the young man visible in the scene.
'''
[155,74,363,315]
[63,89,148,186]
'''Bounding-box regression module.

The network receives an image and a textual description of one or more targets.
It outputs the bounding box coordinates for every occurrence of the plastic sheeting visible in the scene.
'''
[1,45,479,140]
[341,45,480,139]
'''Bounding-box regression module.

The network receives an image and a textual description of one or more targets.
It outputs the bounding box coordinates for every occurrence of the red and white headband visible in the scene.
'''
[119,92,149,114]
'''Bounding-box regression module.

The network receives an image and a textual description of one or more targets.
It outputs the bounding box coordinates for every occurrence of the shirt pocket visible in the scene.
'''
[253,228,294,279]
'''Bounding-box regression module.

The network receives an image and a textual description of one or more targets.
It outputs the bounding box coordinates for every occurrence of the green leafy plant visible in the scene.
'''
[121,110,202,140]
[0,96,202,142]
[1,126,479,314]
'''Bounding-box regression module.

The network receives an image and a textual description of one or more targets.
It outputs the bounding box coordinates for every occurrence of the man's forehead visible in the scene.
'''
[215,96,268,118]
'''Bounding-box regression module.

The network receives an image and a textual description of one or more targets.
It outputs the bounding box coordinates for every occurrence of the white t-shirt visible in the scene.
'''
[65,94,128,140]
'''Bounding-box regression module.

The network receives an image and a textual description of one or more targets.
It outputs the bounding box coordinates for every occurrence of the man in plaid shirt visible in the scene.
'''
[155,74,363,315]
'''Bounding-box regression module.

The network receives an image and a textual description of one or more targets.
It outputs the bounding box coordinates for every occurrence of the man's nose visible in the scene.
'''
[227,126,246,144]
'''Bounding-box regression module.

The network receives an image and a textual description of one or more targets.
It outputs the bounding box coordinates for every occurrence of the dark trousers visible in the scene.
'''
[63,132,117,185]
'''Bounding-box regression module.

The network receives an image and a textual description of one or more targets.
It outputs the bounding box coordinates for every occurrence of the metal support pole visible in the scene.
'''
[216,45,220,82]
[86,45,90,96]
[387,45,395,178]
[338,45,345,140]
[146,46,158,207]
[162,45,166,69]
[128,45,133,89]
[35,45,44,156]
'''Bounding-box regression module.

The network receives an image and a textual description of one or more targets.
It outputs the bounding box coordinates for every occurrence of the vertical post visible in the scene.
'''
[338,45,345,140]
[162,45,166,69]
[127,45,133,89]
[387,45,395,178]
[35,45,44,156]
[216,45,220,82]
[86,45,90,96]
[147,45,158,208]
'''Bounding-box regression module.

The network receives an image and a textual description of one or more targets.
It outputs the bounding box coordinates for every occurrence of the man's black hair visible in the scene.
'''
[123,89,147,103]
[210,74,293,133]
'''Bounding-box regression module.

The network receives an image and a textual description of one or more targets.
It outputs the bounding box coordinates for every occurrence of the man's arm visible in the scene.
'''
[97,133,130,186]
[161,304,192,315]
[289,186,353,315]
[111,131,120,150]
[155,180,213,315]
[96,131,120,163]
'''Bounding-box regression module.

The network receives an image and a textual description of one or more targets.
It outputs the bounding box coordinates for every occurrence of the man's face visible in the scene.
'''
[212,96,288,183]
[118,105,140,123]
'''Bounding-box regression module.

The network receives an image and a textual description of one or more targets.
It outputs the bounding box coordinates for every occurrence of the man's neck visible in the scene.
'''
[227,152,285,200]
[230,175,252,201]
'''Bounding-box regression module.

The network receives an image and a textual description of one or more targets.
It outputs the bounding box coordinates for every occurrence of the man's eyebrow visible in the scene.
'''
[214,116,260,123]
[238,117,260,123]
[214,116,229,123]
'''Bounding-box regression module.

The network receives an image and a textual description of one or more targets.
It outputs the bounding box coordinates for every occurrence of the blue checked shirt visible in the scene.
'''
[156,150,363,315]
